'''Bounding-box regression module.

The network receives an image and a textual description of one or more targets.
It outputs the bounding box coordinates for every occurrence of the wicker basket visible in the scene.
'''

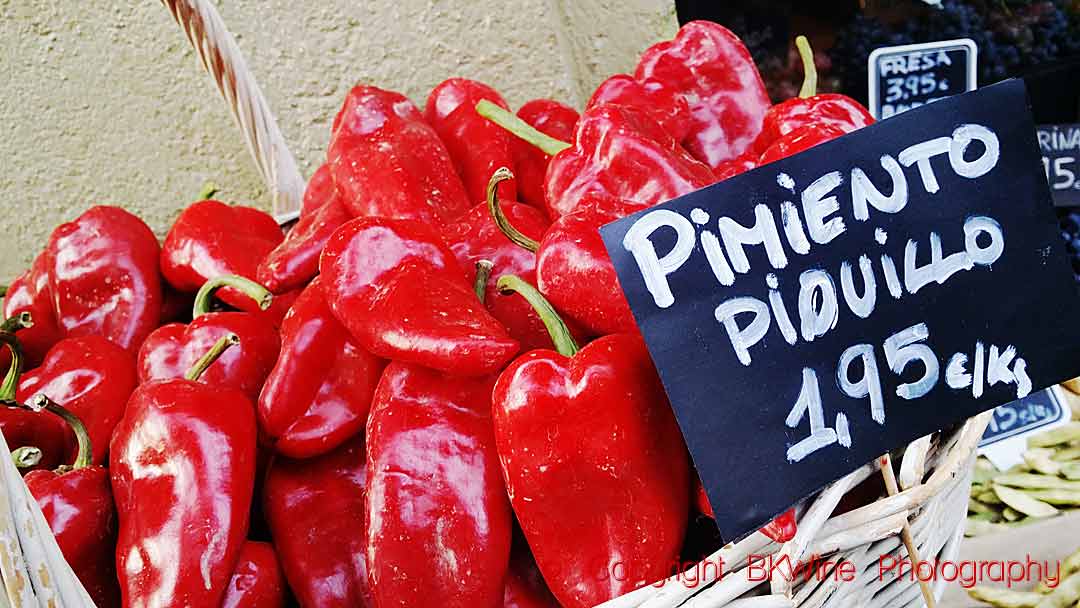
[0,1,994,606]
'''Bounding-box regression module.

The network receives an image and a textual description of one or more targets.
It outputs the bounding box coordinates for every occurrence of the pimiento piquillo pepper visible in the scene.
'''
[258,277,385,458]
[17,335,138,465]
[511,99,579,211]
[328,85,470,224]
[492,277,689,608]
[221,541,286,608]
[3,252,64,366]
[502,535,560,608]
[263,435,373,607]
[366,361,512,608]
[300,163,338,216]
[586,73,691,142]
[24,395,121,607]
[138,275,280,402]
[46,205,163,351]
[160,190,284,313]
[635,21,772,171]
[256,185,350,295]
[111,334,256,607]
[319,216,519,376]
[425,78,518,203]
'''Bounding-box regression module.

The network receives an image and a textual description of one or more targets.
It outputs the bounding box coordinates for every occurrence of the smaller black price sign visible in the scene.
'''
[868,39,977,120]
[1038,123,1080,206]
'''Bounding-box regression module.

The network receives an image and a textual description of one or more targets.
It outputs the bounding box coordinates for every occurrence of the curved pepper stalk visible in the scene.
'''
[193,275,273,317]
[486,168,539,253]
[496,275,579,357]
[476,100,571,157]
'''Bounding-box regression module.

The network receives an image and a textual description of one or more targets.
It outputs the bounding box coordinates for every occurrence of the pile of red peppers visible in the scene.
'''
[0,24,878,608]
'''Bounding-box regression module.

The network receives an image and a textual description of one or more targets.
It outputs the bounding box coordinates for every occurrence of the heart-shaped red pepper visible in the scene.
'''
[320,217,518,376]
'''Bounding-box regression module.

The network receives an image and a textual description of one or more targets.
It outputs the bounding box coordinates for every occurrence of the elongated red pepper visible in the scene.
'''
[512,100,579,211]
[111,335,256,607]
[492,278,689,607]
[138,275,280,402]
[301,163,338,216]
[161,197,284,312]
[257,192,350,295]
[3,252,63,366]
[25,397,121,608]
[221,541,286,608]
[328,85,470,224]
[17,335,137,465]
[320,217,518,376]
[366,361,512,608]
[425,78,517,203]
[46,205,162,351]
[258,277,385,458]
[445,169,557,350]
[635,21,771,170]
[263,435,373,608]
[586,73,692,141]
[0,318,68,472]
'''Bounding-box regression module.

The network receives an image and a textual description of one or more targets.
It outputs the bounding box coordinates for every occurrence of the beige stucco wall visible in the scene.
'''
[0,0,676,281]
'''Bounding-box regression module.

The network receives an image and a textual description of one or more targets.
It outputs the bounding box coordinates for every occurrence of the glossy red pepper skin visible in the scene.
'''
[221,541,286,608]
[513,100,579,211]
[502,538,560,608]
[754,93,874,155]
[366,362,512,608]
[16,336,138,465]
[26,466,120,607]
[138,312,280,403]
[320,217,518,376]
[250,287,299,329]
[586,74,692,141]
[535,194,643,336]
[46,206,163,351]
[425,78,517,203]
[492,334,689,608]
[3,252,64,366]
[328,85,470,224]
[713,152,758,181]
[160,200,284,312]
[301,163,337,216]
[257,193,350,295]
[445,201,556,350]
[635,21,771,170]
[758,123,849,165]
[544,103,715,217]
[110,379,256,608]
[258,278,385,458]
[263,435,373,608]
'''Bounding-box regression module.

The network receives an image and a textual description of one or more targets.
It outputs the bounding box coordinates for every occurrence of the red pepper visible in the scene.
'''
[24,397,121,607]
[758,123,848,165]
[257,191,350,295]
[319,216,518,376]
[635,21,771,170]
[503,537,560,608]
[713,152,758,181]
[138,275,280,403]
[258,277,385,458]
[46,205,162,351]
[3,252,63,366]
[366,361,512,608]
[693,478,797,543]
[491,278,689,607]
[425,78,518,203]
[301,163,338,216]
[512,100,578,211]
[221,541,286,608]
[250,286,300,329]
[110,335,257,607]
[161,196,284,312]
[445,169,558,350]
[752,36,873,155]
[586,73,692,141]
[17,335,137,466]
[328,85,470,224]
[263,435,373,608]
[0,319,68,472]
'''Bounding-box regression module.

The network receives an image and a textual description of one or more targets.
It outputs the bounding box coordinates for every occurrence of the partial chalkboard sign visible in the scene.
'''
[868,39,977,120]
[600,79,1080,542]
[1037,123,1080,206]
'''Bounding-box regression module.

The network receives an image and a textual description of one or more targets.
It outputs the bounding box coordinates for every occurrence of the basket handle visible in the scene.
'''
[161,0,305,223]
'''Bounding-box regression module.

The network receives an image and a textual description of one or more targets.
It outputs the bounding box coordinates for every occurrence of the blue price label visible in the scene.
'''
[980,388,1066,446]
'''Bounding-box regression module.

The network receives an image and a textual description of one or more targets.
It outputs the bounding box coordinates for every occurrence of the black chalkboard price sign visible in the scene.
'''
[868,39,977,120]
[1037,123,1080,206]
[600,79,1080,542]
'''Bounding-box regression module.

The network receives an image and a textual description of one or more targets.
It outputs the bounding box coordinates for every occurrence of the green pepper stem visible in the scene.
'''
[193,275,273,317]
[185,333,240,381]
[0,311,33,334]
[796,35,817,99]
[0,285,7,298]
[486,168,539,253]
[30,395,92,471]
[0,333,24,403]
[474,260,494,303]
[476,100,571,157]
[198,182,220,201]
[11,446,41,469]
[497,275,578,357]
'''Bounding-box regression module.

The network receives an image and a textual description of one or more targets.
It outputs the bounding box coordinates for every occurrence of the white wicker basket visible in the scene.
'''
[0,1,995,606]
